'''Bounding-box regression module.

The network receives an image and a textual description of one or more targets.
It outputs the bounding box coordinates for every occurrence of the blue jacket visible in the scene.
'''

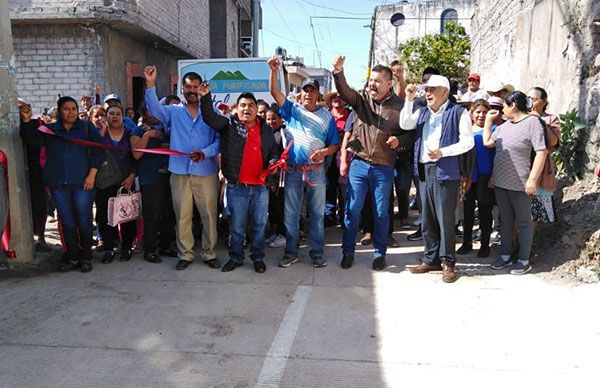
[22,119,105,187]
[414,102,465,181]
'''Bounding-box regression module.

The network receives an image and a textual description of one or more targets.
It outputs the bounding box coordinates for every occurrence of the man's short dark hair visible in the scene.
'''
[371,65,393,80]
[256,99,269,109]
[422,67,440,76]
[164,95,181,105]
[237,92,258,105]
[182,72,203,84]
[389,59,400,67]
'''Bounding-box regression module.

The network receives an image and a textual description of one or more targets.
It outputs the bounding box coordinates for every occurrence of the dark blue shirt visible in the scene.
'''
[21,119,105,187]
[131,125,169,186]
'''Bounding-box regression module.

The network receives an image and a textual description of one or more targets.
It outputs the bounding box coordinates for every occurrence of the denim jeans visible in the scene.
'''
[226,183,269,263]
[284,166,327,259]
[342,158,394,258]
[50,185,95,263]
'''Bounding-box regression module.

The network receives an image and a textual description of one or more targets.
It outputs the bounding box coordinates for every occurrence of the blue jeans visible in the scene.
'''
[343,158,394,258]
[50,185,95,263]
[284,166,327,259]
[226,183,269,263]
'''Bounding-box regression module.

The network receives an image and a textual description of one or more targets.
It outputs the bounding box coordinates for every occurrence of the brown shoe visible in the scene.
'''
[360,232,373,245]
[442,263,458,283]
[408,262,443,274]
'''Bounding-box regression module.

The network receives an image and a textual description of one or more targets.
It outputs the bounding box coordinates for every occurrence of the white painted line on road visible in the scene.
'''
[255,285,312,388]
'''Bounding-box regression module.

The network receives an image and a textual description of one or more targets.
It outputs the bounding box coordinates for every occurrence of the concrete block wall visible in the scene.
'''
[10,0,214,59]
[226,0,240,57]
[374,0,475,66]
[12,24,104,112]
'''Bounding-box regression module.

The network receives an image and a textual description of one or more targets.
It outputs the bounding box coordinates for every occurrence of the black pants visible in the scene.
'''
[462,174,494,247]
[361,188,394,235]
[95,184,136,251]
[394,159,412,220]
[268,187,285,236]
[141,180,176,254]
[419,164,459,265]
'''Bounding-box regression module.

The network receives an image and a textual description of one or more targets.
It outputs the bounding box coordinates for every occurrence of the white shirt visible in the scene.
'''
[400,99,474,163]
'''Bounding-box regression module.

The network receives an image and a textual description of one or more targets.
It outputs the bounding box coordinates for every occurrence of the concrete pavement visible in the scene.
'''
[1,225,599,387]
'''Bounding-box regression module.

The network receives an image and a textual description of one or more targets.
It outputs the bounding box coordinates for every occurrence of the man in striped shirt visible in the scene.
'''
[268,56,339,269]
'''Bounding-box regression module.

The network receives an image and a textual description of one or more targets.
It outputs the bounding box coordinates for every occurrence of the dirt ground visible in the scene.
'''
[534,175,600,284]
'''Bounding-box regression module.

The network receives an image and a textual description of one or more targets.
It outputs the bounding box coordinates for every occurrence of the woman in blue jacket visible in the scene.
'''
[22,96,105,273]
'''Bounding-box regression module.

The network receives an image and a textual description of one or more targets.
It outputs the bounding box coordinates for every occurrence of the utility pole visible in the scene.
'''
[0,0,34,263]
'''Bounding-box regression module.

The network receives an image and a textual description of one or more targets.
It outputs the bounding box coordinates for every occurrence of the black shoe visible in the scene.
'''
[175,260,190,270]
[119,249,132,262]
[456,244,472,255]
[222,259,243,272]
[477,245,491,258]
[407,230,422,241]
[205,258,222,269]
[58,261,79,273]
[80,261,92,273]
[101,250,115,264]
[341,254,354,269]
[373,257,386,271]
[253,261,266,273]
[158,248,178,257]
[144,253,162,264]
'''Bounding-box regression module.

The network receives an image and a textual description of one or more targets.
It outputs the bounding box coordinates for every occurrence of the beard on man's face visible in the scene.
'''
[184,92,198,102]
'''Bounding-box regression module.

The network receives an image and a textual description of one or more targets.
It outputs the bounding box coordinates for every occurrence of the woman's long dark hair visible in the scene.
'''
[504,91,529,113]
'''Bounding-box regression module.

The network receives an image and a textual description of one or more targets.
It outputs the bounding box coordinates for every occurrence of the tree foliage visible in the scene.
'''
[397,22,471,83]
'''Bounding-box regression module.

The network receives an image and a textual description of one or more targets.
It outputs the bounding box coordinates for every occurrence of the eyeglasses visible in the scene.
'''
[468,78,479,82]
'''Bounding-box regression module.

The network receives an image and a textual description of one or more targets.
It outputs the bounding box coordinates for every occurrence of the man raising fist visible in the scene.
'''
[143,65,222,271]
[333,55,414,271]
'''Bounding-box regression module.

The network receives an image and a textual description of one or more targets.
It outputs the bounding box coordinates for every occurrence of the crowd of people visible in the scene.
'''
[13,55,564,283]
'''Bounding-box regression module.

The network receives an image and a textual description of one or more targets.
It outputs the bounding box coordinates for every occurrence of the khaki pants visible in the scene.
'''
[170,173,219,262]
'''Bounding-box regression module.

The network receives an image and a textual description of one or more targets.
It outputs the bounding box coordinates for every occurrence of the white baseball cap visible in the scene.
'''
[424,74,450,90]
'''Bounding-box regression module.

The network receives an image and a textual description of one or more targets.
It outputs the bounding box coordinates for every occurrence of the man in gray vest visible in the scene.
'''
[399,75,474,283]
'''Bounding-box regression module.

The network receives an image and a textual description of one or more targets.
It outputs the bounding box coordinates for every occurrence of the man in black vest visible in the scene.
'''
[399,75,474,283]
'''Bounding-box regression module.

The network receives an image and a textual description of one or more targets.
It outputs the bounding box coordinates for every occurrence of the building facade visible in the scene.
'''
[470,0,600,168]
[372,0,475,67]
[9,0,261,113]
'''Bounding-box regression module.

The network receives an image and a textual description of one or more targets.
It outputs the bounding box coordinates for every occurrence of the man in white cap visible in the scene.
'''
[485,81,515,100]
[400,74,474,283]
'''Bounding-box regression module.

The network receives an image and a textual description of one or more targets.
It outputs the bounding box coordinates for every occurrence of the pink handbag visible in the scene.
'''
[107,187,142,227]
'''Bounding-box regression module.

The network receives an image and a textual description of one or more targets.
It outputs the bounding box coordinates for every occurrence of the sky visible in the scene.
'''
[259,0,399,90]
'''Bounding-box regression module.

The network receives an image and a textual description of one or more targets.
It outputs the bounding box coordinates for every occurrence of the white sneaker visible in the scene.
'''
[265,234,277,244]
[269,235,286,248]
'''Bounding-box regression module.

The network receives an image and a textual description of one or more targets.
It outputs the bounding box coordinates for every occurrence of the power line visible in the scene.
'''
[268,0,300,41]
[298,0,372,16]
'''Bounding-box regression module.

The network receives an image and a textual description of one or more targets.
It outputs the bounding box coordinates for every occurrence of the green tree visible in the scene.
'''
[397,21,471,83]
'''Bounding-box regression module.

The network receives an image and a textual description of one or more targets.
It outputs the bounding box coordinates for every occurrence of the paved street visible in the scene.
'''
[1,225,599,388]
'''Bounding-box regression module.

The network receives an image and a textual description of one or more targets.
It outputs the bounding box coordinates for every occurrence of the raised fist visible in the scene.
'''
[405,84,417,101]
[267,56,281,71]
[143,65,157,87]
[198,81,211,97]
[391,63,404,80]
[332,55,345,73]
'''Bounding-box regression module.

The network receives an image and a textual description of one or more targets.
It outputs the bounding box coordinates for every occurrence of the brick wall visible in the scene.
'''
[12,24,104,112]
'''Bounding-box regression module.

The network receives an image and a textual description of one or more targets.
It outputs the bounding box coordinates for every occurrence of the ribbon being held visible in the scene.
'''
[37,125,190,157]
[259,140,294,186]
